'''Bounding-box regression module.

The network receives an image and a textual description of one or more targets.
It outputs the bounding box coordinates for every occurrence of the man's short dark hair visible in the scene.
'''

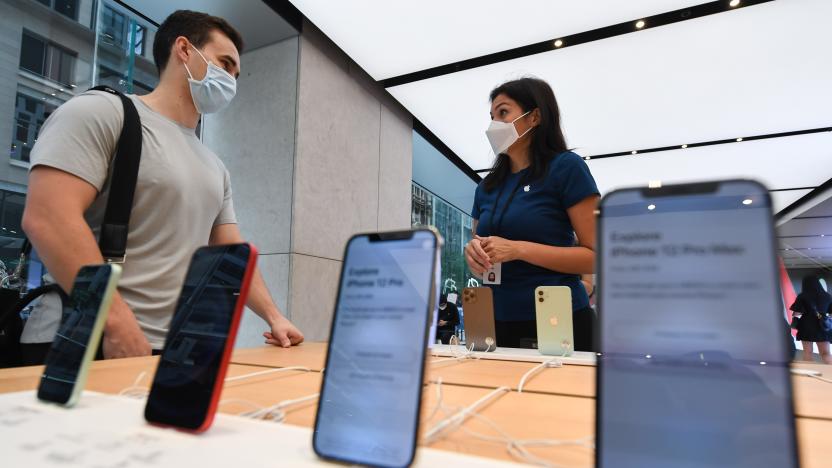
[152,10,244,74]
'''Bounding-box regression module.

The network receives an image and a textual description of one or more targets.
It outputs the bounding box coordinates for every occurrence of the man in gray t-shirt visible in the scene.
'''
[21,10,303,360]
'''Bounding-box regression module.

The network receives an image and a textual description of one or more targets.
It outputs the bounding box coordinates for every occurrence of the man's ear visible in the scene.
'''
[172,36,192,65]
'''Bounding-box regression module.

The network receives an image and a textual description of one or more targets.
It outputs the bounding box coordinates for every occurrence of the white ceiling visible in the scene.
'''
[290,0,707,81]
[290,0,831,217]
[387,0,832,171]
[586,132,832,211]
[125,0,298,50]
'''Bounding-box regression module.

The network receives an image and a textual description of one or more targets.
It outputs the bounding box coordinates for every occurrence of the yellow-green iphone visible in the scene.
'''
[38,264,121,406]
[535,286,573,356]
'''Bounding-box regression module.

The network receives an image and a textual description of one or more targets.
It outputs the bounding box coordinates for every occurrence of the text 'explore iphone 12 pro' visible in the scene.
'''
[313,229,440,468]
[144,243,257,433]
[596,180,798,468]
[38,264,121,406]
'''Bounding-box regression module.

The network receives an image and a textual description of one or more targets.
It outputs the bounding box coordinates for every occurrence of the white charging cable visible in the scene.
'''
[422,385,510,444]
[431,335,478,364]
[118,370,151,399]
[791,368,832,384]
[518,350,569,393]
[238,393,320,422]
[224,366,311,383]
[423,379,593,468]
[117,366,312,400]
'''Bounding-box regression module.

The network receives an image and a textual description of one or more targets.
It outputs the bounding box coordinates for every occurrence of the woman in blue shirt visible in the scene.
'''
[465,78,600,350]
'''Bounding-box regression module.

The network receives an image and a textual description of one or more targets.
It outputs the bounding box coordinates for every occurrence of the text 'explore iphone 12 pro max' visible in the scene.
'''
[313,229,441,468]
[596,180,798,468]
[144,243,257,433]
[38,264,121,406]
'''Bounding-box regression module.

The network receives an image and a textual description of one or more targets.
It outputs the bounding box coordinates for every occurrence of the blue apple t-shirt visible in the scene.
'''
[471,151,599,321]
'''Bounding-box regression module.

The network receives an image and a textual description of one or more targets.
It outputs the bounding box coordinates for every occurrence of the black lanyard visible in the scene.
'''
[489,175,526,236]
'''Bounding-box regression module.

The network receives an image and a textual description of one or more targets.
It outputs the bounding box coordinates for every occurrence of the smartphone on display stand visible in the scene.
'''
[461,287,497,352]
[595,180,798,468]
[313,229,441,468]
[144,243,257,433]
[38,264,121,406]
[534,286,573,356]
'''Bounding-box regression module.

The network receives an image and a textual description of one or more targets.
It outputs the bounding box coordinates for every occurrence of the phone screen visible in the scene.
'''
[597,180,798,468]
[38,265,115,404]
[313,230,438,468]
[145,243,252,430]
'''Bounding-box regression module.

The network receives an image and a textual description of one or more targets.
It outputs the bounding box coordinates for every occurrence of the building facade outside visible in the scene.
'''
[0,0,157,268]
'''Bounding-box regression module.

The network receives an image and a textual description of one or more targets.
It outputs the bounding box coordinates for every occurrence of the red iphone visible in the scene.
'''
[144,243,257,432]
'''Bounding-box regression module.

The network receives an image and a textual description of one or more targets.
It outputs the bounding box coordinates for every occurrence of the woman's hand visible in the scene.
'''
[482,236,522,264]
[465,236,492,276]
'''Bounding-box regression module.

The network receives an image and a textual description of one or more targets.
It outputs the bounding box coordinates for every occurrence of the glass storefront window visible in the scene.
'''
[36,0,79,21]
[411,182,477,293]
[411,182,477,338]
[11,87,62,162]
[19,30,77,87]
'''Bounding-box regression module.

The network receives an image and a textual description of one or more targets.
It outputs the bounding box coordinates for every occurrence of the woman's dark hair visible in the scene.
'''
[483,77,569,192]
[801,275,828,303]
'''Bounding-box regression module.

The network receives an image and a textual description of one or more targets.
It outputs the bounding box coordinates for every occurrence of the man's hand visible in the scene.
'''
[102,295,152,359]
[439,320,448,326]
[263,314,304,348]
[481,236,522,264]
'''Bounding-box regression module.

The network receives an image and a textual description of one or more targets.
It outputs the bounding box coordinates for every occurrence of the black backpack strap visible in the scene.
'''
[0,284,67,332]
[89,86,142,264]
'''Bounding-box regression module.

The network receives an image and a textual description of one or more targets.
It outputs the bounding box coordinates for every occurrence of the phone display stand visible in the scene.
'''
[431,344,597,366]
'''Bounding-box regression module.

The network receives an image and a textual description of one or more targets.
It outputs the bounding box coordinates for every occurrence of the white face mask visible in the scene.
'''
[485,110,533,155]
[183,45,236,114]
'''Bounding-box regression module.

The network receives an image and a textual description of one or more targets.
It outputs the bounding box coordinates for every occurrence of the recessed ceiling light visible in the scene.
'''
[584,156,591,160]
[742,199,753,205]
[736,137,743,142]
[730,0,741,7]
[631,150,638,155]
[648,204,656,211]
[554,39,564,48]
[681,144,688,149]
[635,20,646,29]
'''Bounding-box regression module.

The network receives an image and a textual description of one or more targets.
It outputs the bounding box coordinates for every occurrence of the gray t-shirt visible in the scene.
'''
[22,91,237,348]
